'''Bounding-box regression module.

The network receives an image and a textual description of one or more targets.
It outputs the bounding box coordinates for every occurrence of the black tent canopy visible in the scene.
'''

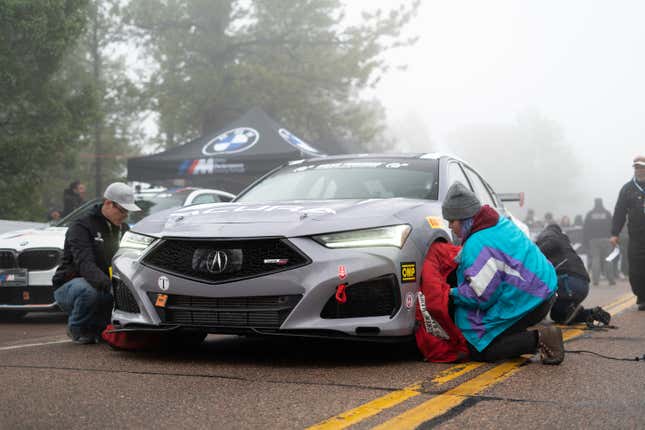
[127,107,326,193]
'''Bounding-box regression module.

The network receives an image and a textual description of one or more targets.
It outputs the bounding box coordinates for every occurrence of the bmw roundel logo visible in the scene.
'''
[201,127,259,156]
[278,128,323,156]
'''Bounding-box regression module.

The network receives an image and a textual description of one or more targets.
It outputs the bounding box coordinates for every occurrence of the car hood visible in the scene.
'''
[0,227,67,251]
[132,199,441,238]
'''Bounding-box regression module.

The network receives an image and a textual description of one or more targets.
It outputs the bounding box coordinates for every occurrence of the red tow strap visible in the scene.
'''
[335,284,347,304]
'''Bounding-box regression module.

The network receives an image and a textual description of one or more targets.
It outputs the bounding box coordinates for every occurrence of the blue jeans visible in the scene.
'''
[550,274,589,323]
[54,278,113,336]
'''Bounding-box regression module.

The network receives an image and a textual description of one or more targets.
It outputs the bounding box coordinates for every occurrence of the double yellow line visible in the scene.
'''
[308,293,636,430]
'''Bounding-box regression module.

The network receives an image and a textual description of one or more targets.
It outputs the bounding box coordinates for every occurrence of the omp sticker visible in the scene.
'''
[158,276,170,291]
[401,262,417,283]
[405,292,415,309]
[22,291,30,301]
[155,294,168,308]
[426,216,443,229]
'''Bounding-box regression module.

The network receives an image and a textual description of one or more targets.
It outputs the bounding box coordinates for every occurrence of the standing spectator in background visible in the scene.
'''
[560,216,571,228]
[573,215,584,227]
[618,226,629,278]
[47,208,62,223]
[611,155,645,310]
[583,198,615,286]
[524,209,537,229]
[544,212,556,227]
[62,180,86,216]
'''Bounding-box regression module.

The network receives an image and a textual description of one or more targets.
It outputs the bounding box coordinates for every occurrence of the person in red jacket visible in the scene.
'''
[415,241,469,362]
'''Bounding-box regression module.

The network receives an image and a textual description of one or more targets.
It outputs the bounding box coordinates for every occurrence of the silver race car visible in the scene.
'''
[111,153,525,343]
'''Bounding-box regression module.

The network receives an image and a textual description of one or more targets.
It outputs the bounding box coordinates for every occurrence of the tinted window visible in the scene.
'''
[237,159,439,202]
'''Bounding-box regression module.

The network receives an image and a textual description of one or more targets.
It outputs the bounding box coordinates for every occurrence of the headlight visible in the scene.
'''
[312,224,412,249]
[117,231,157,257]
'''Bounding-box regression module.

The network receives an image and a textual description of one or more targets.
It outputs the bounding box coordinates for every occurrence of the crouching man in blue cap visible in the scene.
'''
[53,183,141,344]
[443,182,565,364]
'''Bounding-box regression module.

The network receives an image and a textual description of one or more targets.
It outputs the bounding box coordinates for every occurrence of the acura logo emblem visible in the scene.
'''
[206,250,228,274]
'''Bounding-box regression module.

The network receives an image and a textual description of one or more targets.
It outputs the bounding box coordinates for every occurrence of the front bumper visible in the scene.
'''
[111,237,421,338]
[0,268,59,312]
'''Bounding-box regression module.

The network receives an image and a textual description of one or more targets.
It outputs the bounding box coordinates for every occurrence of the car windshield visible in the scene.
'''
[236,159,439,203]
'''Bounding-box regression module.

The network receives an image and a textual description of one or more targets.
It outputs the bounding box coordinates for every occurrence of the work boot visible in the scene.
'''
[537,325,565,365]
[587,306,611,326]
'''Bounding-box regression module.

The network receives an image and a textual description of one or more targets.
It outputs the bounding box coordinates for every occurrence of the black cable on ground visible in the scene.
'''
[565,349,645,362]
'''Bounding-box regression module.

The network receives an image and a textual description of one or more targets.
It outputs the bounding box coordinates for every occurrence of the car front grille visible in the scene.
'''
[112,278,140,314]
[320,274,401,319]
[0,249,61,271]
[0,250,17,269]
[142,238,310,284]
[148,293,302,328]
[17,249,61,271]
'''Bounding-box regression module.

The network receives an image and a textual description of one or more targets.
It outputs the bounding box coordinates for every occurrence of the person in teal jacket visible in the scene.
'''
[442,182,565,364]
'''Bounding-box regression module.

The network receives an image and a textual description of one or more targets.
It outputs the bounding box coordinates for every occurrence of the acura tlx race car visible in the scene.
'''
[111,153,526,343]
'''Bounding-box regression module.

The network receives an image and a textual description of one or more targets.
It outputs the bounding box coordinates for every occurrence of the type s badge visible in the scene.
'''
[400,262,416,283]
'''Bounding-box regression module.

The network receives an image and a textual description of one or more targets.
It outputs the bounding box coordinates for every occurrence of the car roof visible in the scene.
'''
[287,152,462,164]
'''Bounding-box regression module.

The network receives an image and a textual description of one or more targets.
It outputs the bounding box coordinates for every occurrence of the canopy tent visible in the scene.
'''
[127,107,326,193]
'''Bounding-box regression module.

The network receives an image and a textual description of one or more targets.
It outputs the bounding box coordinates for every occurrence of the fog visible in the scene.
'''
[366,0,644,220]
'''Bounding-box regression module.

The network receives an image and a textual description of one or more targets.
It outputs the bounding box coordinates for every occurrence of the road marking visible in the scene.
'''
[306,362,484,430]
[372,360,524,430]
[310,292,637,429]
[0,339,70,351]
[373,293,637,429]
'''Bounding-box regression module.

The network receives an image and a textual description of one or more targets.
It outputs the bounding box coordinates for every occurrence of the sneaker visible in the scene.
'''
[563,304,583,325]
[638,303,645,311]
[588,307,611,326]
[537,325,565,365]
[65,326,97,344]
[73,335,97,345]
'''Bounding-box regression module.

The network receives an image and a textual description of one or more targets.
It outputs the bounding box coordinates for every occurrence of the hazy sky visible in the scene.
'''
[365,0,644,217]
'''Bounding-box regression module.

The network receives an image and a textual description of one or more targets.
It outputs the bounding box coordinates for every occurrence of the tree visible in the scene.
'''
[0,0,92,220]
[444,110,584,218]
[60,0,144,199]
[127,0,419,151]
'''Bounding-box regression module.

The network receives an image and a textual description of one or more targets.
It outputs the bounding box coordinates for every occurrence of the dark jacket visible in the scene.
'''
[62,188,84,216]
[612,179,645,241]
[52,203,129,290]
[583,206,612,246]
[536,224,590,282]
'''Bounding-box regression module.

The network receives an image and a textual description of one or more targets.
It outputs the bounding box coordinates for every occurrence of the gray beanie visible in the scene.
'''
[442,182,481,220]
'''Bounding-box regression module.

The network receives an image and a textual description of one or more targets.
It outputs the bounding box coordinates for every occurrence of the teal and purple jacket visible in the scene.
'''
[450,206,557,352]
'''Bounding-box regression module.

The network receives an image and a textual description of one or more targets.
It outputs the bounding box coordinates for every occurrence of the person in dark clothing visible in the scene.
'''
[611,155,645,310]
[536,224,611,325]
[583,197,615,285]
[442,182,564,365]
[53,182,140,344]
[62,180,86,216]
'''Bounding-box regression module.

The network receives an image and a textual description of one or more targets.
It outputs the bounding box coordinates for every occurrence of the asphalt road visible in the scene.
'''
[0,279,642,429]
